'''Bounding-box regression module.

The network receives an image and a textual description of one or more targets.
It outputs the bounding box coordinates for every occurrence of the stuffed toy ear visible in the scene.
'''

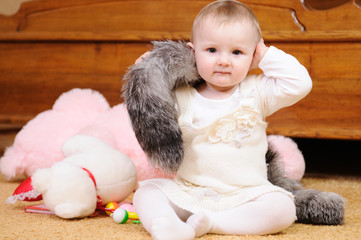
[122,41,200,173]
[6,177,42,204]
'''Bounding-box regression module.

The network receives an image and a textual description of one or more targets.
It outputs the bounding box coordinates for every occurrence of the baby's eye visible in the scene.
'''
[233,50,242,55]
[207,48,216,53]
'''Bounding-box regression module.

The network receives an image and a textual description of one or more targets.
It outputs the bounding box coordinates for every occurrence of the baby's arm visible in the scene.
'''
[256,44,313,117]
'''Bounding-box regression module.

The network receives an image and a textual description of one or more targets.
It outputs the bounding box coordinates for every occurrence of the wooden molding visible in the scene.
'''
[0,0,360,42]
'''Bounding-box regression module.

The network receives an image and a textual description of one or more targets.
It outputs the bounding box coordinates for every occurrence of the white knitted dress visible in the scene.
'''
[139,46,312,213]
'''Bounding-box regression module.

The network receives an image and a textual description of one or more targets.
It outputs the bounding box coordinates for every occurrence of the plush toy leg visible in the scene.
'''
[266,144,345,225]
[54,202,96,219]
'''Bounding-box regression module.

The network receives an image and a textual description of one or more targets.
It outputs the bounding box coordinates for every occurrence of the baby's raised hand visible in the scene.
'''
[250,39,269,70]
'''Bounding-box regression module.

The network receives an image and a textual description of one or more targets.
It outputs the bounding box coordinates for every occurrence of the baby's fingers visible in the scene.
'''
[135,51,151,64]
[250,39,268,70]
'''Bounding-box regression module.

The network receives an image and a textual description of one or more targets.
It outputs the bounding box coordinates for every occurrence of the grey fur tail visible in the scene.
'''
[266,142,345,225]
[122,41,200,173]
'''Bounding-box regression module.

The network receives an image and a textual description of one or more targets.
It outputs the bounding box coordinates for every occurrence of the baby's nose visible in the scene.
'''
[217,54,230,66]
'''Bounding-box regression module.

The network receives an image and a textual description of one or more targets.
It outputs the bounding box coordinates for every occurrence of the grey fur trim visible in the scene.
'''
[267,142,345,225]
[122,41,200,173]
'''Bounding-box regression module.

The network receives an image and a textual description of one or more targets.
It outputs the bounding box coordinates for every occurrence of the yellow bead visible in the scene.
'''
[105,201,119,216]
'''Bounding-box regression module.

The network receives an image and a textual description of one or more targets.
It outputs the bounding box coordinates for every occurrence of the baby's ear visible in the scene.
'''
[186,42,194,51]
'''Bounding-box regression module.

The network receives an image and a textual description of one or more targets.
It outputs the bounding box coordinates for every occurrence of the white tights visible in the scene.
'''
[133,184,296,240]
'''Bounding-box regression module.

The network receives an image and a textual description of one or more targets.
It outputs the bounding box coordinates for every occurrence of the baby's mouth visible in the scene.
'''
[214,71,231,75]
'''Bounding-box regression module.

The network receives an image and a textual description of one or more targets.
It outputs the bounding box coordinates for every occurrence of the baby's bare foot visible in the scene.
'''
[186,212,213,237]
[150,217,195,240]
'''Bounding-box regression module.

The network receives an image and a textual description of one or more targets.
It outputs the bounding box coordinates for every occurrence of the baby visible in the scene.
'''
[132,0,312,239]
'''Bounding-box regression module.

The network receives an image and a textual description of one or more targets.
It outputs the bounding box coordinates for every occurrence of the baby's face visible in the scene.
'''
[189,17,258,93]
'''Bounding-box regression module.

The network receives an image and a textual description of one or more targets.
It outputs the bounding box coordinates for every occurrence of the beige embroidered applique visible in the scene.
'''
[208,106,259,148]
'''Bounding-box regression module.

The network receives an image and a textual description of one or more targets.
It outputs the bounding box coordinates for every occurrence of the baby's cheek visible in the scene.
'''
[195,58,213,77]
[196,65,211,81]
[195,62,206,77]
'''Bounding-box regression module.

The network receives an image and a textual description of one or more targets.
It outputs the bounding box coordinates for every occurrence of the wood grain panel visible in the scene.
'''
[0,0,360,42]
[0,42,151,125]
[1,41,360,139]
[267,42,361,139]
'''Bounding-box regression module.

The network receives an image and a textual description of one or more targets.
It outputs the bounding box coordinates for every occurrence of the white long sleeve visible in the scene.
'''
[257,46,312,117]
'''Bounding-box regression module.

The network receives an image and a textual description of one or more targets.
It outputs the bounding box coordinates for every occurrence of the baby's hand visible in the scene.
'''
[250,39,269,70]
[135,51,151,64]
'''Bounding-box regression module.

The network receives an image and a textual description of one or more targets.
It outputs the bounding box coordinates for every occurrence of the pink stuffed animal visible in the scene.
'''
[0,88,304,182]
[0,88,171,181]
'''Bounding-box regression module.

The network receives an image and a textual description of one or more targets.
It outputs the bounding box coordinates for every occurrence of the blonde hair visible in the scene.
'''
[190,0,261,43]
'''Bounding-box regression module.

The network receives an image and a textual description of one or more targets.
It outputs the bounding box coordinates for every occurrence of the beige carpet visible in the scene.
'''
[1,173,360,240]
